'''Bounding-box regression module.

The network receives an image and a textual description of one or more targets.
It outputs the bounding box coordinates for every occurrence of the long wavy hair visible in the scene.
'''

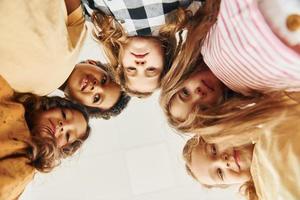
[182,99,300,199]
[182,135,258,200]
[159,0,300,145]
[15,94,91,173]
[160,0,221,91]
[91,8,191,97]
[161,81,300,146]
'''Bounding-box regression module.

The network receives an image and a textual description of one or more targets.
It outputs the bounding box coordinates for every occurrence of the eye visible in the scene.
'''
[61,109,66,120]
[101,74,107,85]
[93,94,101,103]
[126,67,136,72]
[179,88,190,100]
[147,67,156,72]
[182,88,189,97]
[65,132,70,142]
[217,168,224,180]
[211,144,217,156]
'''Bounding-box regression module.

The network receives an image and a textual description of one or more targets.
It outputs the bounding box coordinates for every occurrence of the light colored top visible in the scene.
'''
[0,76,35,200]
[0,0,87,96]
[250,106,300,200]
[201,0,300,96]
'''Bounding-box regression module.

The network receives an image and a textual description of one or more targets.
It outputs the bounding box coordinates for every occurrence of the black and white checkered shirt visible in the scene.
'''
[82,0,202,36]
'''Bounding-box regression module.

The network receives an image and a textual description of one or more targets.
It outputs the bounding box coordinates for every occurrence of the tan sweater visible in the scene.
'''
[0,76,35,200]
[251,107,300,200]
[0,0,87,95]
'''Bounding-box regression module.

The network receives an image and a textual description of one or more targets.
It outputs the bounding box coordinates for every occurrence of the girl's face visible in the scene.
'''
[189,142,254,186]
[34,108,88,148]
[169,69,225,121]
[66,63,121,110]
[121,36,164,93]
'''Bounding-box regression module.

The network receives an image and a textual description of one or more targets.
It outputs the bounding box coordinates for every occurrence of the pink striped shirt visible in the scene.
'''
[201,0,300,96]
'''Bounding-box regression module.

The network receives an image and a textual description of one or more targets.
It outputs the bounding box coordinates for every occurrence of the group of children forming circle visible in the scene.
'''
[1,0,300,199]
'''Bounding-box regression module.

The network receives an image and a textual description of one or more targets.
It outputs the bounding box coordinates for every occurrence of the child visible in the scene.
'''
[60,60,131,119]
[160,56,300,143]
[170,0,300,98]
[183,110,300,200]
[91,8,191,97]
[0,76,91,200]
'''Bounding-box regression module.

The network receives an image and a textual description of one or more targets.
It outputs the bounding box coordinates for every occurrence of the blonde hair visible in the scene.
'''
[162,85,300,146]
[159,0,300,145]
[182,135,258,200]
[91,8,191,97]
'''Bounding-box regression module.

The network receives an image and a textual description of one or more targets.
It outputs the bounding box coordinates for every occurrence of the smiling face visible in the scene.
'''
[189,141,254,186]
[121,36,164,93]
[169,69,225,121]
[33,107,88,148]
[66,63,121,110]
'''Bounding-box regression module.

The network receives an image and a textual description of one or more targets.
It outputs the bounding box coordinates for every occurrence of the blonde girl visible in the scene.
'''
[160,0,300,139]
[183,103,300,200]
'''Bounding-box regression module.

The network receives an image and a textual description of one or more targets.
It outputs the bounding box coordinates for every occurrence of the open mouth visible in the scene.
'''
[233,150,241,171]
[131,52,149,58]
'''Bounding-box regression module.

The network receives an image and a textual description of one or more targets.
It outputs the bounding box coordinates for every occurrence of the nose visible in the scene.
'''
[135,60,146,65]
[57,120,73,136]
[194,87,207,100]
[218,153,235,169]
[89,80,103,93]
[89,79,97,91]
[56,120,66,137]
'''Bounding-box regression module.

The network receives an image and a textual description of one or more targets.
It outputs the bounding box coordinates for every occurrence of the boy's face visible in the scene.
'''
[121,36,164,93]
[65,63,121,110]
[33,107,87,148]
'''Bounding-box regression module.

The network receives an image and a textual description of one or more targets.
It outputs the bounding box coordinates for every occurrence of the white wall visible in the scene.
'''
[20,23,243,200]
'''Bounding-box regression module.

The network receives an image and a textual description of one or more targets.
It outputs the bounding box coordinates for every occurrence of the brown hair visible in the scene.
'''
[91,8,191,97]
[15,94,91,173]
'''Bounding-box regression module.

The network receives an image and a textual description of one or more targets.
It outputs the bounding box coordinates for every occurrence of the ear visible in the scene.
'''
[86,59,98,66]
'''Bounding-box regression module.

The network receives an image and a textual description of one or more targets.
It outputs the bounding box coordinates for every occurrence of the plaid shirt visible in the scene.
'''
[82,0,202,36]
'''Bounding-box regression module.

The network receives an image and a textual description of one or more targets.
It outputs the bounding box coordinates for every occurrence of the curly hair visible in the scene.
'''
[15,94,91,173]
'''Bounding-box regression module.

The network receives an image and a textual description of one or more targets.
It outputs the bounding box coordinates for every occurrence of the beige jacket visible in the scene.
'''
[0,76,35,200]
[251,107,300,200]
[0,0,87,95]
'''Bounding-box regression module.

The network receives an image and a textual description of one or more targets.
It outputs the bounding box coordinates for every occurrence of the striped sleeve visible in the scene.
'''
[201,0,300,96]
